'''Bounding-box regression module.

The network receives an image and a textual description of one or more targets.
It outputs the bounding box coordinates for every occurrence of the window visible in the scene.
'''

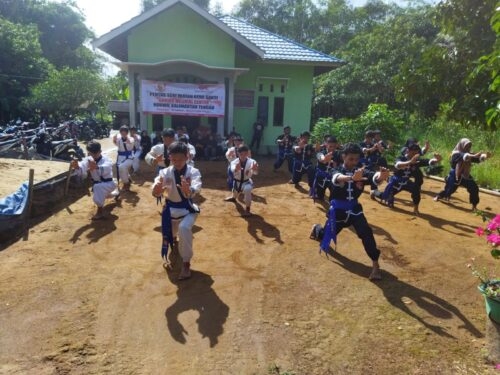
[270,84,274,93]
[258,83,263,92]
[273,97,285,126]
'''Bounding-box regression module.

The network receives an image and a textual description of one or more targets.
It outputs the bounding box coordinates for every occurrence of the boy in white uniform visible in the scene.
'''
[145,128,176,173]
[130,126,142,174]
[224,145,259,216]
[71,141,119,220]
[112,125,135,191]
[152,142,202,280]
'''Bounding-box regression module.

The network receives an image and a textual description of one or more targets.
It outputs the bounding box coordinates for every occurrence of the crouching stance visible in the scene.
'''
[311,143,389,280]
[224,145,259,217]
[71,141,119,220]
[152,142,202,280]
[434,138,490,211]
[376,143,441,214]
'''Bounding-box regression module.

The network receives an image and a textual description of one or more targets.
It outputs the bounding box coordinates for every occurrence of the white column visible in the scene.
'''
[128,69,136,128]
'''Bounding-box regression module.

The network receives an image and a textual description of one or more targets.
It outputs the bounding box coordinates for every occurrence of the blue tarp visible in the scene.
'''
[0,182,29,216]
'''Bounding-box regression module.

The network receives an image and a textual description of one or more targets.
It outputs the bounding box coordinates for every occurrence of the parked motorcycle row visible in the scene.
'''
[0,118,110,161]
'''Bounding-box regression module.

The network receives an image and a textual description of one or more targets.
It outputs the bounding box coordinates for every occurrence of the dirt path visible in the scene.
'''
[0,153,499,374]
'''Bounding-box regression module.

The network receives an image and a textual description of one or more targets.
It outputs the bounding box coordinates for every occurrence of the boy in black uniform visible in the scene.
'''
[291,131,316,188]
[370,129,388,169]
[312,136,342,201]
[273,126,296,173]
[376,143,441,214]
[311,143,389,280]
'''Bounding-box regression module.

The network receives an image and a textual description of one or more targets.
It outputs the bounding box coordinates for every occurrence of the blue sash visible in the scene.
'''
[118,150,132,157]
[161,200,197,259]
[320,199,358,252]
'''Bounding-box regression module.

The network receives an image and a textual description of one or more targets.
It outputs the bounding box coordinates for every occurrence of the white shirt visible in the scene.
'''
[146,143,169,168]
[76,154,114,182]
[230,157,258,182]
[152,165,202,218]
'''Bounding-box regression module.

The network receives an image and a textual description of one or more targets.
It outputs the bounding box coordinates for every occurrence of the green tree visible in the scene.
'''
[0,0,99,71]
[107,71,130,101]
[0,17,50,121]
[235,0,321,44]
[314,5,437,119]
[395,0,497,124]
[23,68,110,118]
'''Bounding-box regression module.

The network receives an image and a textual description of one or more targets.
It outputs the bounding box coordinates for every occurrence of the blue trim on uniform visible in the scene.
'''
[320,199,358,252]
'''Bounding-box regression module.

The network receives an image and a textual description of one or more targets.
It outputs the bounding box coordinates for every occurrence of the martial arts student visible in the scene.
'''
[291,131,316,188]
[71,141,119,220]
[112,125,135,191]
[178,134,196,166]
[375,143,441,214]
[434,138,491,211]
[145,128,176,174]
[130,126,142,174]
[152,142,202,280]
[312,135,342,201]
[310,143,390,280]
[225,135,244,190]
[224,145,259,217]
[273,125,296,173]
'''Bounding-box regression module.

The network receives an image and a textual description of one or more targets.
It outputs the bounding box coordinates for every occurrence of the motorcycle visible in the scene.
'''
[31,131,84,161]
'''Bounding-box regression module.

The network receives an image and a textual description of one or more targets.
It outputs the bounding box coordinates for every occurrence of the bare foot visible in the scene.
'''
[369,262,382,281]
[413,207,420,215]
[369,268,382,281]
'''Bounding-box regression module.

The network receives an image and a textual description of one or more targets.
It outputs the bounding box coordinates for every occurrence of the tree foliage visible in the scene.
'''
[0,17,50,120]
[0,0,98,71]
[23,68,110,119]
[0,0,102,120]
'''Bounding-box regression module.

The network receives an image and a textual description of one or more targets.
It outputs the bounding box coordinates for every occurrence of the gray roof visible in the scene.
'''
[219,16,343,65]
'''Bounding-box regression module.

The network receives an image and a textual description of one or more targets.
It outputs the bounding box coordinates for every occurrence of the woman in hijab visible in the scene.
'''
[434,138,490,210]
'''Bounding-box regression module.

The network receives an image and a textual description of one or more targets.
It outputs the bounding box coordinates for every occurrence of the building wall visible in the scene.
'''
[233,56,314,152]
[128,4,235,68]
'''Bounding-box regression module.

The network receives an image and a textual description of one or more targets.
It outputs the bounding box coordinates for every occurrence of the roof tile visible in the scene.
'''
[219,16,343,64]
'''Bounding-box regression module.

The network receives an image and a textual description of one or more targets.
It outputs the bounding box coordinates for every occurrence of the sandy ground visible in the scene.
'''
[0,159,70,198]
[0,144,499,374]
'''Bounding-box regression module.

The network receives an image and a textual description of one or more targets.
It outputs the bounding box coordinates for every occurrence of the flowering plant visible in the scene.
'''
[468,213,500,300]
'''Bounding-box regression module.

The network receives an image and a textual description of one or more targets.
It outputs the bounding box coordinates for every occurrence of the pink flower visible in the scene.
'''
[476,227,485,236]
[487,219,500,232]
[487,233,500,247]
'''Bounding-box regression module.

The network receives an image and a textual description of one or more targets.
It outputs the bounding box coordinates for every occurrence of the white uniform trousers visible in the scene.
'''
[171,212,198,262]
[232,181,253,207]
[132,150,141,173]
[117,158,133,183]
[92,181,117,207]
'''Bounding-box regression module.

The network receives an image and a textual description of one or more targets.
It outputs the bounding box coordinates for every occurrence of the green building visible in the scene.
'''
[93,0,343,151]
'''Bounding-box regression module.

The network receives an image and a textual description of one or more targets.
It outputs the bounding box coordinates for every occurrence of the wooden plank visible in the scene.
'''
[22,169,35,241]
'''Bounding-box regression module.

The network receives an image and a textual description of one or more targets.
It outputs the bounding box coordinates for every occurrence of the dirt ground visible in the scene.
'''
[1,146,499,374]
[0,159,70,198]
